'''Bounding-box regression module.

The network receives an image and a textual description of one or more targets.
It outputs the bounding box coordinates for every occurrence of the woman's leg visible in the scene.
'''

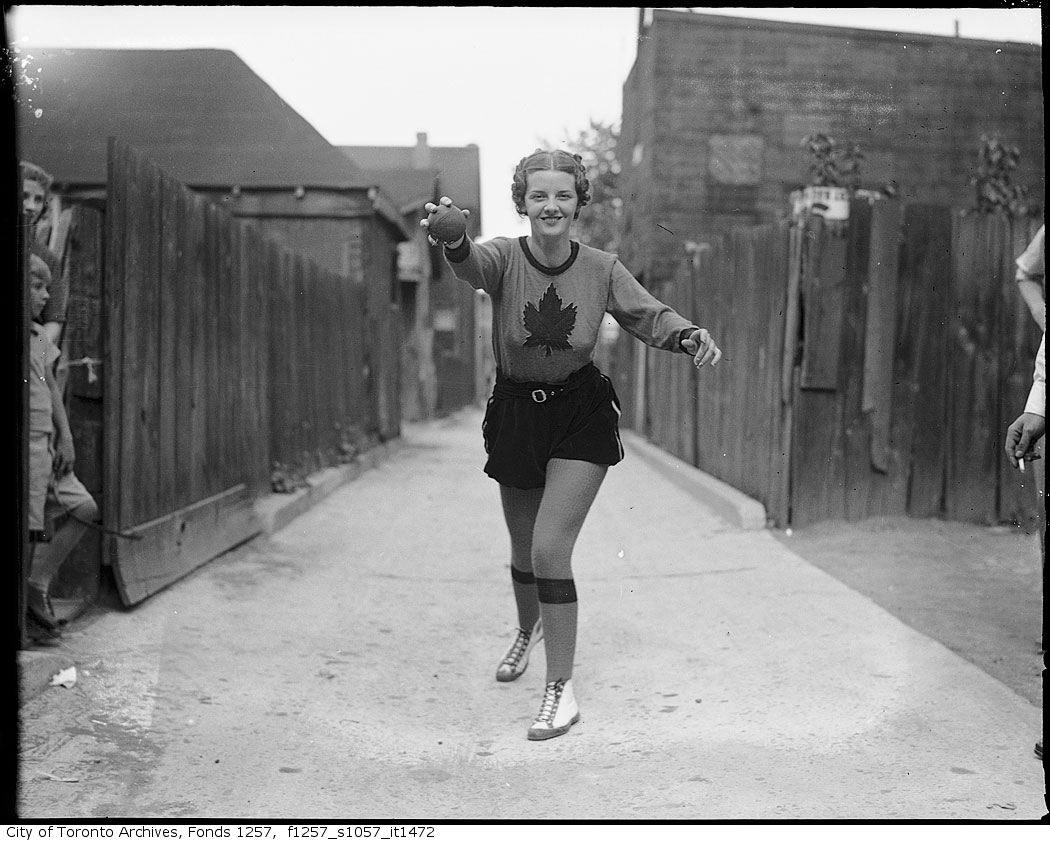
[531,458,608,682]
[499,484,544,631]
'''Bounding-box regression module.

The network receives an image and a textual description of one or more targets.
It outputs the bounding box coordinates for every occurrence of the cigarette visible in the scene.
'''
[1019,459,1025,473]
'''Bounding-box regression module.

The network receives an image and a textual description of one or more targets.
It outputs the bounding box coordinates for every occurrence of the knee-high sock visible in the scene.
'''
[511,565,540,632]
[536,577,577,682]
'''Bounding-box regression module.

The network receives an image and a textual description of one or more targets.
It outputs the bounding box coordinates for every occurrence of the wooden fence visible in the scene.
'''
[612,201,1043,530]
[56,140,402,605]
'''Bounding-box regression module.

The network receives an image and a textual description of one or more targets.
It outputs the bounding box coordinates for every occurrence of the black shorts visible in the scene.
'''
[481,363,625,490]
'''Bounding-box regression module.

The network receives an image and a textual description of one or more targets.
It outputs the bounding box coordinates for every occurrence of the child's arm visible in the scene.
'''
[45,360,75,476]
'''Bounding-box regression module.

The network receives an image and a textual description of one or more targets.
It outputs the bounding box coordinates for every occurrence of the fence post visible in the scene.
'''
[776,220,804,527]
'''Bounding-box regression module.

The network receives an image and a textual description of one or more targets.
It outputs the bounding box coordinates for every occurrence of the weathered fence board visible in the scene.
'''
[857,199,907,519]
[203,203,223,500]
[841,200,873,522]
[159,182,181,518]
[903,205,954,518]
[946,211,1002,523]
[102,144,126,546]
[186,193,209,506]
[121,147,162,528]
[691,241,727,477]
[791,216,849,527]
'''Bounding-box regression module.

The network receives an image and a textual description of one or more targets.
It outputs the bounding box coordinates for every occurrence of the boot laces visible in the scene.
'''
[535,680,565,725]
[500,627,531,669]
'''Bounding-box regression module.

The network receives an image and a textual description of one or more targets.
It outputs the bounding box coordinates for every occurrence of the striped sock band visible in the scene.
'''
[535,577,577,604]
[510,566,536,585]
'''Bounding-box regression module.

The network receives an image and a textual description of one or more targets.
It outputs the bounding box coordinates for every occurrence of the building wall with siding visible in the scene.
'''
[620,10,1044,284]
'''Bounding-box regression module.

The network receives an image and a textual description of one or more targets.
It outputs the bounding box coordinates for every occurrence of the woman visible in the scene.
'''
[422,149,721,740]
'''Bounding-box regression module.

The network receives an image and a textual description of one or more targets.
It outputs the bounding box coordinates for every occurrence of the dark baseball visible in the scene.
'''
[428,205,467,243]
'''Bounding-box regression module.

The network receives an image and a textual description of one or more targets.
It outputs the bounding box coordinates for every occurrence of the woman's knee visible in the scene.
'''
[530,537,572,579]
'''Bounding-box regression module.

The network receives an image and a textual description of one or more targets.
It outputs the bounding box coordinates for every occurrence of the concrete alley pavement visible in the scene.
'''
[18,407,1045,819]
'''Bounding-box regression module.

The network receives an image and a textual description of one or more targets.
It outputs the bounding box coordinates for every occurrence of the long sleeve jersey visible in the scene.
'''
[445,235,698,383]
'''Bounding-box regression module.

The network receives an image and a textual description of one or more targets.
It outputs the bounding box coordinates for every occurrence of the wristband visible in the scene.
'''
[444,237,470,263]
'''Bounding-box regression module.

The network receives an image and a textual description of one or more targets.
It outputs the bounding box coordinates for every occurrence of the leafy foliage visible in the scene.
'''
[801,133,864,189]
[542,119,623,252]
[523,283,577,357]
[970,134,1038,217]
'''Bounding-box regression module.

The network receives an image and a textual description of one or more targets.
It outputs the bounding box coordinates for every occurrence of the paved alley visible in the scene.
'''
[17,408,1045,820]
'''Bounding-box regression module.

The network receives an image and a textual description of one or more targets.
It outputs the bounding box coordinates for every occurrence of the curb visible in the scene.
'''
[253,438,403,536]
[620,429,767,530]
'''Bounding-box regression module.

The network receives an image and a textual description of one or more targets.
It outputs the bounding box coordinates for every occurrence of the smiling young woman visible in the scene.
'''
[421,147,722,741]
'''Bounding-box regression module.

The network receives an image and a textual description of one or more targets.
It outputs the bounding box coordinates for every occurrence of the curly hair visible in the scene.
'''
[511,148,591,219]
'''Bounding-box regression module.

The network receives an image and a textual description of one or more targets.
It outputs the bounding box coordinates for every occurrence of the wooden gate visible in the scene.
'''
[103,140,263,605]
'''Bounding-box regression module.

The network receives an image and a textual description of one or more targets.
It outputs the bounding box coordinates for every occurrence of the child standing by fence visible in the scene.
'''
[26,253,99,633]
[422,148,721,741]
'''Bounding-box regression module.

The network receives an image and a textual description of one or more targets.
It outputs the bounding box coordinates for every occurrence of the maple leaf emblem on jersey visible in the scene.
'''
[523,282,576,357]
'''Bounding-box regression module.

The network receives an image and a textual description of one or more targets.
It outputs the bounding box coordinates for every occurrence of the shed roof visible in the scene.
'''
[360,167,440,214]
[18,48,373,191]
[341,142,483,235]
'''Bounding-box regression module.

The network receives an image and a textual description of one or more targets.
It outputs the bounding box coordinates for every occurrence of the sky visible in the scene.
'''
[6,5,1044,240]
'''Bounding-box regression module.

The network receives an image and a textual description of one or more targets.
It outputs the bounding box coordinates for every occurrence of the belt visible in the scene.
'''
[493,363,598,403]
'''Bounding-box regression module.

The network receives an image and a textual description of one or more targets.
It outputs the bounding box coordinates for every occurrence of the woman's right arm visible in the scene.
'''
[421,196,505,293]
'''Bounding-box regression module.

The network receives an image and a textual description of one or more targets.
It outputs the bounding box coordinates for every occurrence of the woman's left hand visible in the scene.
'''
[682,328,721,369]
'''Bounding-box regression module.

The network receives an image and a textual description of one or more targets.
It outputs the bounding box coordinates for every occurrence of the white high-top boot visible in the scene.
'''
[527,678,580,741]
[496,618,543,683]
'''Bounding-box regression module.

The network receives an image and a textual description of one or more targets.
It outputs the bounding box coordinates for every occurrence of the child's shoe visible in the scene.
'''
[527,678,580,741]
[496,618,542,682]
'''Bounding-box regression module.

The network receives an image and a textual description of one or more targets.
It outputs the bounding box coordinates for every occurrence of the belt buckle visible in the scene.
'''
[531,389,548,403]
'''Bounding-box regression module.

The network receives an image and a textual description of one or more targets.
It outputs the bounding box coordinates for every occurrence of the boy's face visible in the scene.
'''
[29,273,50,320]
[23,178,47,223]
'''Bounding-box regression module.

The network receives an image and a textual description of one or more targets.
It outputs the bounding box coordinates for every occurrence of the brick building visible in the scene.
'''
[618,9,1044,282]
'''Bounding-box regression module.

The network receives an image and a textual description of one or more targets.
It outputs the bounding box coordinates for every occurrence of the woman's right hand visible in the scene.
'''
[421,196,470,248]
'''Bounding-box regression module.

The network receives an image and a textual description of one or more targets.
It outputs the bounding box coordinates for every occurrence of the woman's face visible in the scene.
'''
[524,170,578,239]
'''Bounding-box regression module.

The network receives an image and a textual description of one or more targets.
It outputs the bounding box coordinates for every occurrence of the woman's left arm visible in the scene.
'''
[607,260,721,367]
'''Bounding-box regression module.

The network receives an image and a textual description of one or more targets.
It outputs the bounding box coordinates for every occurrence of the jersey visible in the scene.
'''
[445,236,697,383]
